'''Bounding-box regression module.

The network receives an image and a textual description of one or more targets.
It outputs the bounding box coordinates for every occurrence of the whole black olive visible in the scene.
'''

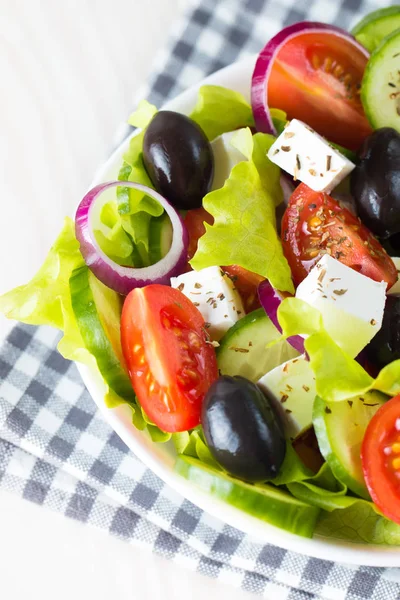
[143,111,214,210]
[364,296,400,370]
[202,375,286,482]
[350,128,400,239]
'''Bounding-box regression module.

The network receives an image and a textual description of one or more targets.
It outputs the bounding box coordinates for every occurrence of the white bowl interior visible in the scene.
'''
[77,54,400,566]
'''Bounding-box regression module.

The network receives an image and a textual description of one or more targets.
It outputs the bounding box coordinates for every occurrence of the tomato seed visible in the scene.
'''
[309,216,322,229]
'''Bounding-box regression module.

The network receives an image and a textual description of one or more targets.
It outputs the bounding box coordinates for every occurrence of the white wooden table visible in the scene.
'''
[0,1,254,598]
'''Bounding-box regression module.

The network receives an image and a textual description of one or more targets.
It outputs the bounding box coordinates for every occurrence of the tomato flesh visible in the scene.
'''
[268,32,372,150]
[361,395,400,524]
[121,285,218,432]
[281,183,398,289]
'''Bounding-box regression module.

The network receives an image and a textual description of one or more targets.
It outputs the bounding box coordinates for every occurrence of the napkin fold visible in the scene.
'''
[2,1,400,599]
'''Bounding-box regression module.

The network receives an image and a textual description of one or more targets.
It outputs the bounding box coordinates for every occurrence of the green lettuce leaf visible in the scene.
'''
[287,458,400,545]
[0,220,118,400]
[0,217,84,339]
[270,108,287,135]
[230,128,283,207]
[316,500,400,545]
[128,99,158,128]
[0,219,170,438]
[115,101,165,260]
[252,132,283,206]
[178,426,313,484]
[118,100,161,225]
[272,440,314,485]
[190,85,254,141]
[276,297,400,401]
[94,201,135,266]
[190,130,294,293]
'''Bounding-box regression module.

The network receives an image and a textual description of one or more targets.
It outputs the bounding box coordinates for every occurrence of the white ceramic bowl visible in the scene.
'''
[78,55,400,566]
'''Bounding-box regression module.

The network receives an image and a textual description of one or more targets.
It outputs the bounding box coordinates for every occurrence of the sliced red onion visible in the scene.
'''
[258,279,305,354]
[251,21,369,135]
[75,181,189,295]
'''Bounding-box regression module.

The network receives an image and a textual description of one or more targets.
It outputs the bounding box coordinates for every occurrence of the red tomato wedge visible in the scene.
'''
[267,31,371,150]
[184,208,264,312]
[281,183,398,289]
[361,395,400,525]
[121,285,218,432]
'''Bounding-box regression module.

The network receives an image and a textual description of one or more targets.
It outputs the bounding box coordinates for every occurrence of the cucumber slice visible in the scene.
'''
[352,6,400,53]
[258,355,316,439]
[148,212,172,264]
[70,266,135,405]
[361,28,400,132]
[175,455,320,538]
[216,308,298,382]
[313,391,387,500]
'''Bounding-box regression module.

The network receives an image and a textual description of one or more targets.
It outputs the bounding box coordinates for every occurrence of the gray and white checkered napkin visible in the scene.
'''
[2,1,400,598]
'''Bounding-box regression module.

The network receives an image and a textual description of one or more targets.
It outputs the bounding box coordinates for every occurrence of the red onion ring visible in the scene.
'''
[251,21,369,135]
[258,279,305,354]
[75,181,189,295]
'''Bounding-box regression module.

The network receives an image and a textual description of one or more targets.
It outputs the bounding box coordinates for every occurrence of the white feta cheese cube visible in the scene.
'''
[170,266,244,341]
[267,119,355,193]
[296,255,387,358]
[388,257,400,296]
[258,355,315,438]
[211,131,247,190]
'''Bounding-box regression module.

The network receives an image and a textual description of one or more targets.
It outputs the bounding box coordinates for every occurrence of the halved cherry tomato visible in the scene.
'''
[281,183,398,289]
[361,395,400,524]
[268,31,372,150]
[184,208,264,312]
[222,265,264,313]
[121,285,218,432]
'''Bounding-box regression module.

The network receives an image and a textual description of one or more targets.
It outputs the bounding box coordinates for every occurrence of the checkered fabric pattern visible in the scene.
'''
[2,1,400,598]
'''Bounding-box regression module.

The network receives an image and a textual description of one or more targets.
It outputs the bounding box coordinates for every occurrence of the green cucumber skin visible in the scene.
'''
[217,308,266,352]
[69,266,135,403]
[312,397,367,499]
[361,28,400,130]
[352,7,400,53]
[313,394,386,500]
[217,308,298,382]
[175,456,320,538]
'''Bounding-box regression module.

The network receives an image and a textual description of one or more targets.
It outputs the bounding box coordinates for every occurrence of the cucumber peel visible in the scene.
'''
[313,391,387,500]
[352,6,400,53]
[69,266,136,409]
[217,308,298,382]
[175,455,320,537]
[361,28,400,132]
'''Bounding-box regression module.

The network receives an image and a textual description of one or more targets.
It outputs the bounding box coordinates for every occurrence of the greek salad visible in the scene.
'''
[3,7,400,543]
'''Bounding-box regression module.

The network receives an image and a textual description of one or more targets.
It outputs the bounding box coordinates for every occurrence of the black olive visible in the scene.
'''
[382,231,400,257]
[202,375,286,483]
[350,128,400,239]
[364,296,400,370]
[143,111,214,210]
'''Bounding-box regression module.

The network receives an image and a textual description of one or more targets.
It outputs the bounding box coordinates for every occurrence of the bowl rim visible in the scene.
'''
[78,54,400,566]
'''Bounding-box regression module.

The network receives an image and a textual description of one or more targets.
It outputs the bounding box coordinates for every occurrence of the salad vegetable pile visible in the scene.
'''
[4,6,400,543]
